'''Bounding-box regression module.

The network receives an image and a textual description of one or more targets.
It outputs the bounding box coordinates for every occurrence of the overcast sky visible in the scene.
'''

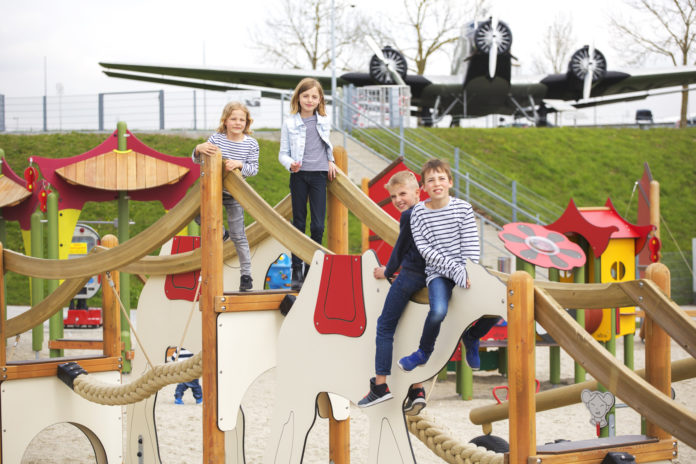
[0,0,691,121]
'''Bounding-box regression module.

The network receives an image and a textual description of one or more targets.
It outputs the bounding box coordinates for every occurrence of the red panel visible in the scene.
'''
[164,236,201,301]
[314,255,366,337]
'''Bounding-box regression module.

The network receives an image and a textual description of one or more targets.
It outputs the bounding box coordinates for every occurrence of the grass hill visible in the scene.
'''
[0,128,693,304]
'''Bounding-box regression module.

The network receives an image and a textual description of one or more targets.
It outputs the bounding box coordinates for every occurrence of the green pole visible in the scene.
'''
[188,219,200,236]
[548,267,561,385]
[30,211,44,355]
[117,122,132,373]
[624,333,634,370]
[46,192,63,357]
[574,263,587,383]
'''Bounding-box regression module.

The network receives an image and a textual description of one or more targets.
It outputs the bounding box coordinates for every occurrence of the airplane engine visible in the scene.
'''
[473,18,512,55]
[567,45,608,99]
[369,45,407,84]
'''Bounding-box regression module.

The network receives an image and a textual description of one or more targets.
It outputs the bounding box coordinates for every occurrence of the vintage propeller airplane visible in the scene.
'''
[100,18,696,126]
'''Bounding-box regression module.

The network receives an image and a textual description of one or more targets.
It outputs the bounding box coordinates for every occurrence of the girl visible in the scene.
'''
[193,101,259,291]
[278,78,337,289]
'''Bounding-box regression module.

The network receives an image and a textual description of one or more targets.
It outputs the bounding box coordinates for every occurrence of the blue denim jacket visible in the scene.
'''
[278,113,334,171]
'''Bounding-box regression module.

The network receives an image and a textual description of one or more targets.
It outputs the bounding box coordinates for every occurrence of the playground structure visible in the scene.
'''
[0,141,693,463]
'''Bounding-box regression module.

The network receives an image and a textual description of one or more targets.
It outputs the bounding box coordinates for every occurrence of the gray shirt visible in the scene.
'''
[300,115,329,172]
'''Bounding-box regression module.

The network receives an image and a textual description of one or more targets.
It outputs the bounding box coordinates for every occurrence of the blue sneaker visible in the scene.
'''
[174,398,184,405]
[398,349,429,371]
[464,337,481,369]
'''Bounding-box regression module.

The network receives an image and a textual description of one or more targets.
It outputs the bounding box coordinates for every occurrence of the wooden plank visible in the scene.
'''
[127,151,137,191]
[84,155,96,187]
[104,151,117,190]
[507,271,536,464]
[215,291,297,312]
[145,155,156,189]
[529,438,675,464]
[3,356,121,380]
[136,152,146,190]
[156,158,167,188]
[48,339,104,350]
[0,243,6,367]
[95,151,105,190]
[0,176,31,208]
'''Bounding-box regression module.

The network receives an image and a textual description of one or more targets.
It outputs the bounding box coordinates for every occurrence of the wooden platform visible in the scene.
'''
[528,435,676,464]
[0,175,31,208]
[55,150,189,191]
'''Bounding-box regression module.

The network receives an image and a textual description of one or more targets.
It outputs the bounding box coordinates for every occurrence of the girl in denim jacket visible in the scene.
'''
[278,78,337,289]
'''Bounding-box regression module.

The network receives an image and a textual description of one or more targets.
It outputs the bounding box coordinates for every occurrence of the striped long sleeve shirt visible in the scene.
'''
[410,197,480,286]
[191,133,259,178]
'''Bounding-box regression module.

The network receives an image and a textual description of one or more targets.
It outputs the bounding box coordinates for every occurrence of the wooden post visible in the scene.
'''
[644,262,671,440]
[327,146,350,464]
[360,178,370,253]
[101,235,121,359]
[328,146,349,254]
[200,150,225,462]
[0,242,6,367]
[507,271,535,464]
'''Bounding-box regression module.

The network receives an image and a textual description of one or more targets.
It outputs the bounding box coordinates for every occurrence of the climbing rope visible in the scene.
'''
[406,414,504,464]
[71,351,202,406]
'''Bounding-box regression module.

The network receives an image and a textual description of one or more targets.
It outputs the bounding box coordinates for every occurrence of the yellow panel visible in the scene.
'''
[594,238,637,340]
[59,209,82,261]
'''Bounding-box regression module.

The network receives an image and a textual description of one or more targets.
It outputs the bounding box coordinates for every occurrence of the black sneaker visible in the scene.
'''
[222,229,230,241]
[239,275,253,292]
[358,377,393,408]
[291,266,304,291]
[403,386,426,416]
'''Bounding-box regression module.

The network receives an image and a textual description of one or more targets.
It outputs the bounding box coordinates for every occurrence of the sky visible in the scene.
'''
[0,0,692,123]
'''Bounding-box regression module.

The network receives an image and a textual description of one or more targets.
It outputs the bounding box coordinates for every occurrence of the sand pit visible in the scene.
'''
[9,306,696,463]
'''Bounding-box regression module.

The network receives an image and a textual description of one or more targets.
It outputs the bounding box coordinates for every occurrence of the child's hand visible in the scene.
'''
[196,142,218,157]
[225,159,243,171]
[327,161,338,180]
[466,277,470,289]
[373,266,386,279]
[290,161,302,173]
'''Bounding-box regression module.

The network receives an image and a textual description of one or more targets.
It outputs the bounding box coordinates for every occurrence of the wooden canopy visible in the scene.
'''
[55,150,189,191]
[0,175,31,208]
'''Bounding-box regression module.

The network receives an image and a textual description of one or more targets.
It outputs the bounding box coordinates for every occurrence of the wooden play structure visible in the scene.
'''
[0,143,694,463]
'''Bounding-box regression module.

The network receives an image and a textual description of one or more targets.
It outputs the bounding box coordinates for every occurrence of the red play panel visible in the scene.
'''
[314,255,367,337]
[164,236,201,302]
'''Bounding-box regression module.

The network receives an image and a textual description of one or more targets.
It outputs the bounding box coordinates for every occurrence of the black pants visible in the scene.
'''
[290,170,327,270]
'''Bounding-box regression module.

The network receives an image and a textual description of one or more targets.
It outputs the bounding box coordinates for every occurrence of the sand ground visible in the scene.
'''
[10,306,696,464]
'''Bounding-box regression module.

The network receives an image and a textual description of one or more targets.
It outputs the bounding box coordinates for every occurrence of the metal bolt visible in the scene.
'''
[509,290,514,296]
[221,296,226,302]
[221,306,227,311]
[509,304,514,309]
[2,367,6,372]
[639,282,644,287]
[219,370,223,374]
[638,296,643,302]
[219,323,223,327]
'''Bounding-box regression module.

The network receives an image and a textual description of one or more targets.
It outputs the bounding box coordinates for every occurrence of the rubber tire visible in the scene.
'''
[469,435,509,453]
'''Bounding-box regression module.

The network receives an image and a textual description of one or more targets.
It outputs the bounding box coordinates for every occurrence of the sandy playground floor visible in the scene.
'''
[9,306,696,464]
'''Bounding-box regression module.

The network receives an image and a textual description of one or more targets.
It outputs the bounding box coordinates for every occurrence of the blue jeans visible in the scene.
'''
[375,270,426,376]
[289,171,327,270]
[175,379,202,400]
[419,277,455,356]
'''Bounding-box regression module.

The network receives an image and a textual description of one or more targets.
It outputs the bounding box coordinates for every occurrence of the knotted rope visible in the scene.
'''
[406,414,504,464]
[72,352,202,406]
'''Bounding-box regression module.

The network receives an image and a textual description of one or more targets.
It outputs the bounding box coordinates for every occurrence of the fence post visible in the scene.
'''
[512,180,517,223]
[454,147,460,194]
[98,93,104,131]
[42,95,47,132]
[158,90,165,130]
[193,90,197,130]
[0,94,5,132]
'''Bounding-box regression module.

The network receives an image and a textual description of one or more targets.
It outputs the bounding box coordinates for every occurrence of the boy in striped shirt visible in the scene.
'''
[398,158,495,371]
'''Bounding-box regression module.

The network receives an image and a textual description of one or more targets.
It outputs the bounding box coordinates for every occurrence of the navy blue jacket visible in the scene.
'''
[384,208,426,280]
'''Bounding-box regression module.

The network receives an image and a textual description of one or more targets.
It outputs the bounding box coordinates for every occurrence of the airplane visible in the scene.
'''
[99,17,696,127]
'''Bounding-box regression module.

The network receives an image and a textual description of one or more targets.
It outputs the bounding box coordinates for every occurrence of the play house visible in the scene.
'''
[547,198,654,341]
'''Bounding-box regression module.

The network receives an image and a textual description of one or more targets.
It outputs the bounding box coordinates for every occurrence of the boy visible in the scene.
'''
[358,171,428,415]
[398,158,497,372]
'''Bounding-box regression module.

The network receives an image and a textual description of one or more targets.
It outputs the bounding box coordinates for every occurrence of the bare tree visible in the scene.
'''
[252,0,365,71]
[610,0,696,127]
[533,14,576,74]
[372,0,489,75]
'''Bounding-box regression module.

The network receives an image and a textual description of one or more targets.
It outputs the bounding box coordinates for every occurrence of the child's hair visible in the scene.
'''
[385,170,419,192]
[420,158,453,182]
[216,101,253,135]
[290,78,327,116]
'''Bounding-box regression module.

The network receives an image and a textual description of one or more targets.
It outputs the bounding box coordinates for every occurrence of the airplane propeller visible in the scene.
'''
[568,45,607,100]
[473,17,513,79]
[366,37,407,86]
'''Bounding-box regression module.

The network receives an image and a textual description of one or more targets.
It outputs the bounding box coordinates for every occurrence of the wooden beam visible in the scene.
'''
[507,271,536,464]
[101,234,122,359]
[200,150,225,461]
[215,291,297,313]
[529,438,675,464]
[2,356,121,381]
